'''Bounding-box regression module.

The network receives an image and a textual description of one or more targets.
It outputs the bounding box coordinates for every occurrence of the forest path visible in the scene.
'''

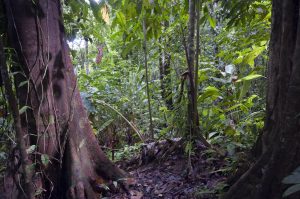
[110,139,227,199]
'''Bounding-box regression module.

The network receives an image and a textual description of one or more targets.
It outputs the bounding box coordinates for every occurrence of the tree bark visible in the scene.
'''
[3,0,126,198]
[187,0,198,137]
[222,0,300,198]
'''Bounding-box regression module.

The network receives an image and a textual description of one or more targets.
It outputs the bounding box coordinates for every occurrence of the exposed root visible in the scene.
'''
[221,150,271,199]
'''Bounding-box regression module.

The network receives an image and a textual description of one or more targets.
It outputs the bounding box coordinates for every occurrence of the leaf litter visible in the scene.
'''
[107,138,230,199]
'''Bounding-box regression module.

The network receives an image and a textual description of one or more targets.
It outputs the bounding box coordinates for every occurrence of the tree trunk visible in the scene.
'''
[2,0,126,198]
[187,0,198,136]
[182,0,210,148]
[223,0,300,198]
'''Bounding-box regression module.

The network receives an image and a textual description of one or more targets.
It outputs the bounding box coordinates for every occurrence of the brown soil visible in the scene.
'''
[108,139,229,199]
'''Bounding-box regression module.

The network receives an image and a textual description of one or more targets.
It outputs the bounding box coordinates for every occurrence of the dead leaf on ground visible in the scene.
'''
[129,190,143,199]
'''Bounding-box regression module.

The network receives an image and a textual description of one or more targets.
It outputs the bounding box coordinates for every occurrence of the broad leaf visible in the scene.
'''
[18,80,28,88]
[19,106,31,114]
[26,145,36,154]
[116,11,126,28]
[99,119,115,132]
[41,154,50,166]
[198,86,220,102]
[243,46,265,67]
[283,167,300,184]
[208,15,216,29]
[236,74,263,82]
[283,184,300,198]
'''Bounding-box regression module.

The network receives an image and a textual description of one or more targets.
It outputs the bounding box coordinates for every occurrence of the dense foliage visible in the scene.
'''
[61,0,271,151]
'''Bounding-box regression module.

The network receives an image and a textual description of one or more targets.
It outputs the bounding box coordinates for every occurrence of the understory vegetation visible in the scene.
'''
[71,1,268,158]
[68,0,270,155]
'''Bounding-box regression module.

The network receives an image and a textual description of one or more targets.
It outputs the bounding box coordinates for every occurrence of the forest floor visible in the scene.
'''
[109,138,231,199]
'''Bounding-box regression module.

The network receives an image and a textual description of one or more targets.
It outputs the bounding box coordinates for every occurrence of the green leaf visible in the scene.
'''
[19,106,31,114]
[26,163,36,173]
[208,15,216,29]
[283,184,300,198]
[199,16,206,25]
[224,126,237,136]
[142,0,151,9]
[159,106,168,112]
[236,74,263,82]
[198,86,220,102]
[48,115,55,124]
[41,154,50,166]
[185,141,193,154]
[245,95,258,107]
[99,119,114,132]
[226,103,242,112]
[116,11,126,28]
[243,46,265,67]
[239,81,251,99]
[34,188,45,196]
[18,80,28,88]
[69,0,81,14]
[26,145,36,154]
[283,167,300,184]
[121,39,140,58]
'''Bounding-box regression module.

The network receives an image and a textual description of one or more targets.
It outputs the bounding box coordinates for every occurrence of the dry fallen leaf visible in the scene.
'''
[129,190,143,199]
[126,177,137,185]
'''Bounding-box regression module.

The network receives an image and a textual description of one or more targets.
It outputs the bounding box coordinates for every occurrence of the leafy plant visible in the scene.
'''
[282,167,300,197]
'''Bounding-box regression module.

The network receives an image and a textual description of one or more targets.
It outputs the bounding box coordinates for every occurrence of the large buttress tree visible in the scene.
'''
[2,0,126,198]
[223,0,300,198]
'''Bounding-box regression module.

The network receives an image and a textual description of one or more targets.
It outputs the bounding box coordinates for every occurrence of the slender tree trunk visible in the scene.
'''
[3,1,126,198]
[85,38,89,74]
[187,0,210,148]
[187,0,197,137]
[223,1,300,198]
[182,1,210,148]
[142,18,154,140]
